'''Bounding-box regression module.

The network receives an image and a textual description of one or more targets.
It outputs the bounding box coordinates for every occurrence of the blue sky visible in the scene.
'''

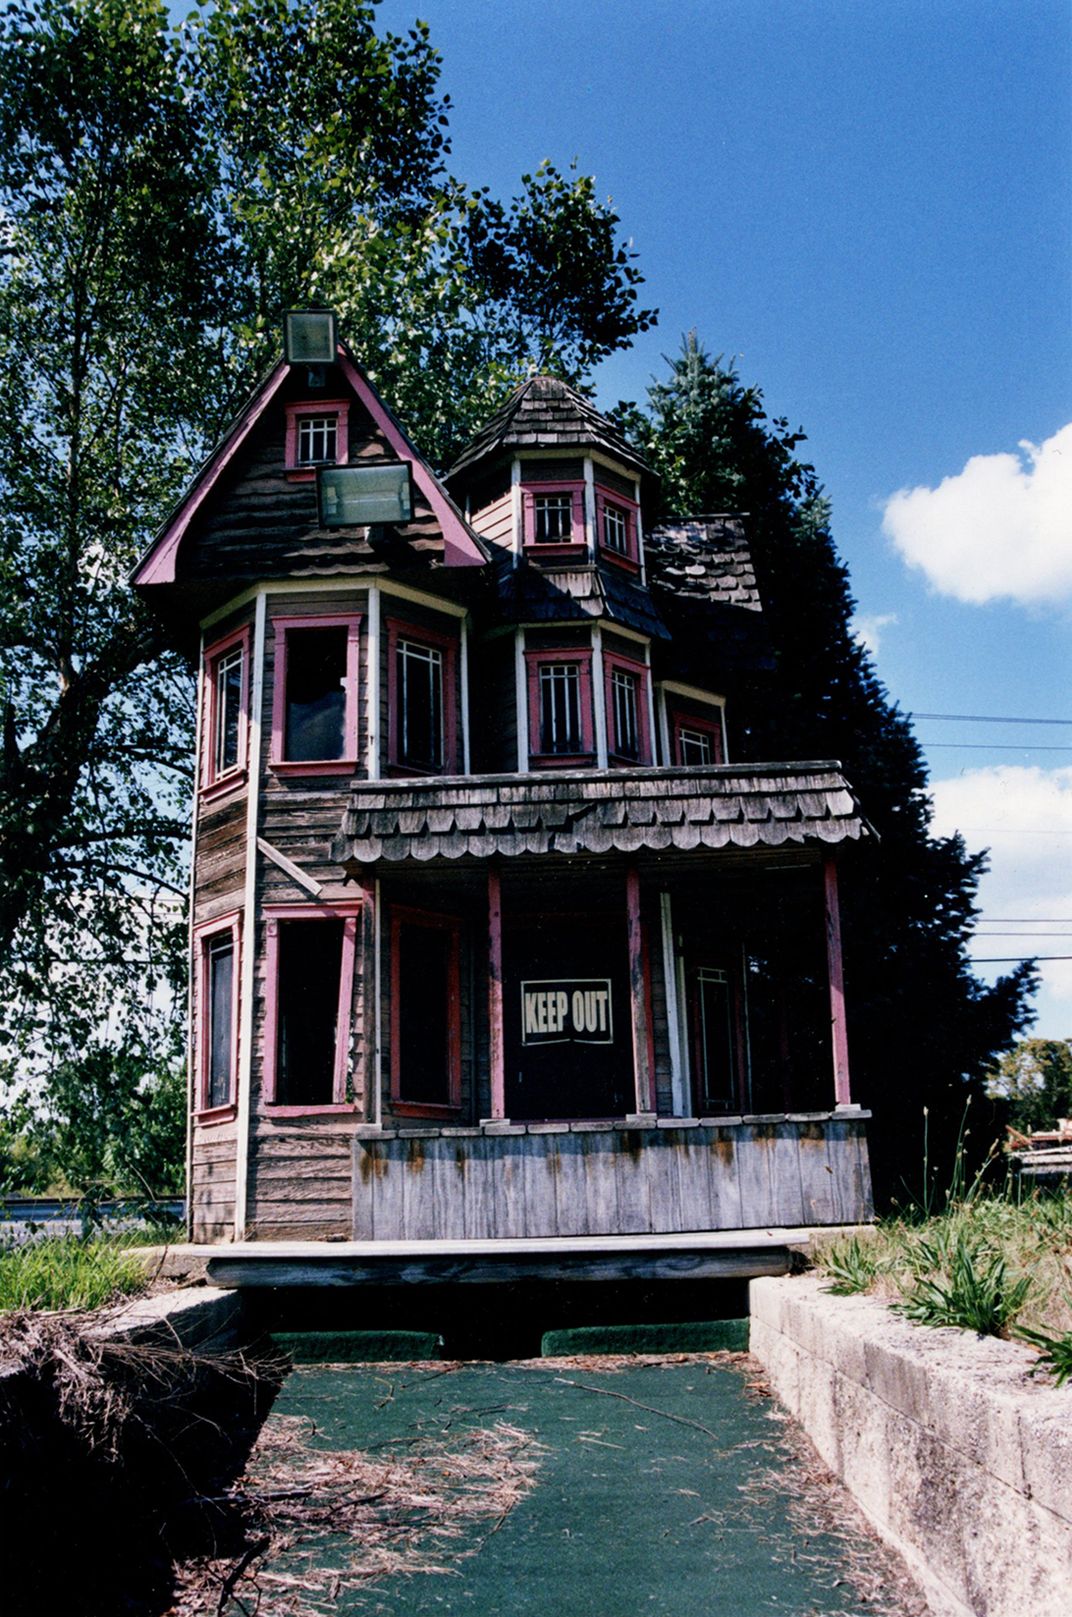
[377,0,1072,1038]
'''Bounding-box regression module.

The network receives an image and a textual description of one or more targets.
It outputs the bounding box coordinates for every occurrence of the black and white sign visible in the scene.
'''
[520,979,613,1046]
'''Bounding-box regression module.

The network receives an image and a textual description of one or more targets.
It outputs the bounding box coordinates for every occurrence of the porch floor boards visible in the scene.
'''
[177,1224,867,1288]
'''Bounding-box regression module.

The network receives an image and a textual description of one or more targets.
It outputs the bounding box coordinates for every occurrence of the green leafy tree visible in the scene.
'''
[620,334,1037,1203]
[987,1039,1072,1136]
[0,0,653,1178]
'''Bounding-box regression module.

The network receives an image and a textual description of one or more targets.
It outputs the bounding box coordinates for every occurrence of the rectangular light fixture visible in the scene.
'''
[284,309,338,365]
[318,462,413,528]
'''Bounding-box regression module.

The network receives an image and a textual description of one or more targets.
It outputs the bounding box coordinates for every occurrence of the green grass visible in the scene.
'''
[0,1234,151,1313]
[815,1189,1072,1378]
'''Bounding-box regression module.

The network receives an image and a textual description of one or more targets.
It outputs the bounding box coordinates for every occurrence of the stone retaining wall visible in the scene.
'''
[750,1275,1072,1617]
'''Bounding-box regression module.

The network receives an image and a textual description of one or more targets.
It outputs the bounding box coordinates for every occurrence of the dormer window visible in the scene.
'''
[285,400,350,480]
[605,651,652,765]
[524,646,595,766]
[601,500,629,554]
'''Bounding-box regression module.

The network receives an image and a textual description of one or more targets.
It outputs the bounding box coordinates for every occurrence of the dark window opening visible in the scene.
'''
[397,639,443,770]
[396,922,454,1106]
[284,626,348,760]
[206,935,234,1109]
[691,965,737,1114]
[539,663,582,753]
[275,919,345,1106]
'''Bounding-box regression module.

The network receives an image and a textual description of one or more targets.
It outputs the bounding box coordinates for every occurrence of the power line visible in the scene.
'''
[970,954,1072,962]
[979,917,1072,923]
[922,742,1072,752]
[910,712,1072,727]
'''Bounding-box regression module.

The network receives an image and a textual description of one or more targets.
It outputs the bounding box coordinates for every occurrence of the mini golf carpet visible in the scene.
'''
[226,1357,919,1616]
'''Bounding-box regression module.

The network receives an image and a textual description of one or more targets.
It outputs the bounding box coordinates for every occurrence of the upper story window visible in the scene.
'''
[525,647,595,766]
[270,614,361,775]
[670,706,725,768]
[605,651,652,765]
[521,481,586,557]
[284,400,350,479]
[388,618,458,775]
[202,625,250,798]
[595,486,640,569]
[297,414,337,466]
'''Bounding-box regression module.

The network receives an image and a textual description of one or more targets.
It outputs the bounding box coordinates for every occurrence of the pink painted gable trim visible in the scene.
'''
[335,352,486,568]
[133,361,290,587]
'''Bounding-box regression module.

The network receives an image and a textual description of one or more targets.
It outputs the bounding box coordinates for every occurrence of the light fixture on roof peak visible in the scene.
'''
[318,462,413,529]
[284,308,338,378]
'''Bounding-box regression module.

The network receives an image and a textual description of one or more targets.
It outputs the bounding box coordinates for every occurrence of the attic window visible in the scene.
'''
[285,400,349,479]
[596,487,640,568]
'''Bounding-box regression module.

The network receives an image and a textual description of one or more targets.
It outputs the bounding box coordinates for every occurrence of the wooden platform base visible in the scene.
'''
[196,1226,845,1289]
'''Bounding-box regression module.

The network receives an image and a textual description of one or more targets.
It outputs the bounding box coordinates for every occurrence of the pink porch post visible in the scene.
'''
[626,865,655,1115]
[487,865,506,1119]
[823,854,853,1107]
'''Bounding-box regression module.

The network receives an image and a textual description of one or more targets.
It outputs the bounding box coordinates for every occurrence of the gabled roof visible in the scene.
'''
[131,345,487,589]
[447,374,650,483]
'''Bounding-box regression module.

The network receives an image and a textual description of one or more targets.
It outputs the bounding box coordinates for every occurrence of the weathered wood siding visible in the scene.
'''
[247,1123,353,1239]
[190,1127,238,1241]
[352,1116,873,1240]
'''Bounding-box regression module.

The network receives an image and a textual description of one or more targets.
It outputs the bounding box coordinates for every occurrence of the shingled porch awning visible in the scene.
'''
[331,762,872,867]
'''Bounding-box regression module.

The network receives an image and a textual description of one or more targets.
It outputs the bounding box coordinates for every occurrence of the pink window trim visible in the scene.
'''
[193,909,243,1120]
[671,707,725,767]
[269,614,362,774]
[201,625,251,799]
[386,616,459,776]
[283,399,350,481]
[595,486,640,569]
[524,647,596,767]
[389,904,463,1117]
[262,900,362,1110]
[604,650,653,765]
[520,481,587,555]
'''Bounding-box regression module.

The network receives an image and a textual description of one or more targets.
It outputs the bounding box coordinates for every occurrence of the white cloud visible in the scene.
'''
[882,423,1072,605]
[852,612,897,655]
[929,766,1072,1033]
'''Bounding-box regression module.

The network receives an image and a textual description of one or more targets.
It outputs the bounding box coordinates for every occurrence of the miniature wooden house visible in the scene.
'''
[133,321,874,1246]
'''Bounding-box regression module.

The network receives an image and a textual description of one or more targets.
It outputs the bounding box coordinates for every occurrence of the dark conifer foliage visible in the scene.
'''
[620,334,1036,1202]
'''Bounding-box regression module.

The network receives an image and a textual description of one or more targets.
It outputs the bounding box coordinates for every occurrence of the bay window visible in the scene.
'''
[195,912,241,1117]
[387,618,458,774]
[604,652,652,764]
[202,626,250,796]
[525,648,595,765]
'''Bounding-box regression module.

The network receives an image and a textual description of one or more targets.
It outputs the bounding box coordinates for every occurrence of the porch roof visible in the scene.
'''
[332,762,872,866]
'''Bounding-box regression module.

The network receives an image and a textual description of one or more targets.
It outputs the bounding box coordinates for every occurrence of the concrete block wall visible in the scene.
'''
[750,1275,1072,1617]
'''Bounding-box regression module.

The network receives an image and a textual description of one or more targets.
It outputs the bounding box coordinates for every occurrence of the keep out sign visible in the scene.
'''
[521,979,613,1045]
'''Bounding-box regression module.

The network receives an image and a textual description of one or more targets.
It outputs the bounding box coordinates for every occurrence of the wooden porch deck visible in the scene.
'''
[201,1226,847,1288]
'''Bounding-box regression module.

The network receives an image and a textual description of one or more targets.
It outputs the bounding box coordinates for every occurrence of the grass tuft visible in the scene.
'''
[0,1234,150,1313]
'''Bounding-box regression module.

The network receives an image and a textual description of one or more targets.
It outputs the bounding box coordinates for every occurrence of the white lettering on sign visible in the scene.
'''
[519,979,614,1045]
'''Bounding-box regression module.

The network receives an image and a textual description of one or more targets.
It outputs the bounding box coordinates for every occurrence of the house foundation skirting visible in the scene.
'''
[352,1111,871,1241]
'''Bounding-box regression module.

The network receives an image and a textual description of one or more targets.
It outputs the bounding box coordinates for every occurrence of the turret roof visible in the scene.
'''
[447,373,650,482]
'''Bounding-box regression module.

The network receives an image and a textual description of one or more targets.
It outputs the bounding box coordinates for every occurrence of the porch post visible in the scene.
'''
[488,865,506,1119]
[626,864,655,1116]
[823,854,853,1107]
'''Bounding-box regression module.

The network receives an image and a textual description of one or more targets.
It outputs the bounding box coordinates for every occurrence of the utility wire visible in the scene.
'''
[909,712,1072,727]
[970,955,1072,962]
[922,742,1072,751]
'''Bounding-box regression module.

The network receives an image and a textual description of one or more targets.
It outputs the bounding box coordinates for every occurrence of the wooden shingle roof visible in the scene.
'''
[332,763,871,866]
[646,516,762,610]
[497,560,669,638]
[447,375,650,482]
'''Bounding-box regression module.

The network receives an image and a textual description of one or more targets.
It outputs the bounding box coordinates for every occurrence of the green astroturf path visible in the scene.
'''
[257,1358,889,1615]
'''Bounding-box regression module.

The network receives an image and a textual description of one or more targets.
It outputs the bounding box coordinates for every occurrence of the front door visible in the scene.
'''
[504,916,633,1120]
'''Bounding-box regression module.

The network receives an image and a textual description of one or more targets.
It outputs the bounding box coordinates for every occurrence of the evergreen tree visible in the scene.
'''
[623,334,1036,1203]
